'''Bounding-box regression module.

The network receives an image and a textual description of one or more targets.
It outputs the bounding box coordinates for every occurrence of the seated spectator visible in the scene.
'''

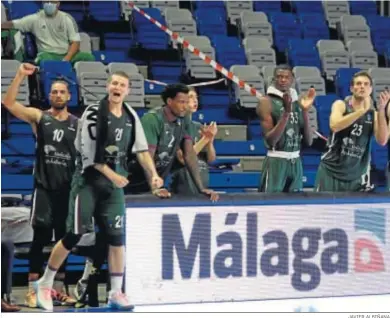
[1,241,21,312]
[1,1,94,65]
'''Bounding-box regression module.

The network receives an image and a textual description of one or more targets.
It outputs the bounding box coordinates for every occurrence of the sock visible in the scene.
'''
[28,273,39,291]
[80,258,94,282]
[109,273,123,293]
[38,265,58,288]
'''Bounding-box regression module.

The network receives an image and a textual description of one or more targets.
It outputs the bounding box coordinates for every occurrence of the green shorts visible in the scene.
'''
[314,163,367,192]
[66,172,125,236]
[30,185,70,231]
[259,157,303,193]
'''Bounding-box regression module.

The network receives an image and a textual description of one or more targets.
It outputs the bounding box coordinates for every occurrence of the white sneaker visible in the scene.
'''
[107,291,134,311]
[73,279,88,302]
[33,281,53,311]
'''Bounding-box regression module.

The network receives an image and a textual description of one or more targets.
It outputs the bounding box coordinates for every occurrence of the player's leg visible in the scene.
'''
[314,163,338,192]
[98,188,133,310]
[26,187,54,308]
[259,157,288,192]
[51,189,77,306]
[287,158,304,192]
[34,180,94,310]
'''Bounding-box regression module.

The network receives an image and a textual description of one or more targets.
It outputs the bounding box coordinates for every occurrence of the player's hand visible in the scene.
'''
[151,175,164,189]
[201,189,219,202]
[111,173,129,188]
[299,88,316,111]
[282,92,293,113]
[152,188,172,198]
[378,90,390,111]
[363,96,373,113]
[18,63,36,76]
[200,122,218,141]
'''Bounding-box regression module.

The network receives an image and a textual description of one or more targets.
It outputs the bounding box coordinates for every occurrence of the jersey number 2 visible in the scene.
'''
[352,124,363,136]
[115,128,123,141]
[53,129,64,142]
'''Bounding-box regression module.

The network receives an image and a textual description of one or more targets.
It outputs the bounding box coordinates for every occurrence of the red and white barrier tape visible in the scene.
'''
[129,2,328,142]
[145,78,225,87]
[128,2,262,99]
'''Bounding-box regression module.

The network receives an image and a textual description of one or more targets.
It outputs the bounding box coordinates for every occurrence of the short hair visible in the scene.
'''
[161,83,189,104]
[108,71,130,85]
[273,64,293,77]
[51,80,69,92]
[188,86,197,93]
[350,71,372,86]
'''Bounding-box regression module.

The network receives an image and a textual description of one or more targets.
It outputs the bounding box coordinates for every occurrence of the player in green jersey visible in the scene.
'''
[315,71,389,192]
[2,63,77,307]
[257,65,315,192]
[384,91,390,191]
[171,87,217,195]
[127,83,219,202]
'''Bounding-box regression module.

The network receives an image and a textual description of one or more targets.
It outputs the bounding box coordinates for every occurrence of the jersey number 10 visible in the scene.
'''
[53,129,64,142]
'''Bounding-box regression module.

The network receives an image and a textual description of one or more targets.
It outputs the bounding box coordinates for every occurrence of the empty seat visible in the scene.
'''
[1,60,29,104]
[151,0,179,12]
[369,67,390,106]
[240,11,272,41]
[317,40,350,78]
[120,0,149,20]
[349,1,377,18]
[293,66,322,79]
[182,36,216,79]
[295,76,326,96]
[340,14,371,44]
[298,13,330,42]
[253,1,281,14]
[322,1,350,29]
[79,32,92,53]
[74,61,108,105]
[164,8,197,47]
[195,8,227,37]
[268,12,301,52]
[243,36,276,70]
[261,65,276,88]
[108,62,139,75]
[225,1,253,26]
[347,39,378,70]
[230,65,264,109]
[211,35,247,70]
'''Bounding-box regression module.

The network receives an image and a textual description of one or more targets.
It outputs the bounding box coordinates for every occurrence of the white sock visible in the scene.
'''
[80,258,93,282]
[38,265,58,288]
[110,274,123,293]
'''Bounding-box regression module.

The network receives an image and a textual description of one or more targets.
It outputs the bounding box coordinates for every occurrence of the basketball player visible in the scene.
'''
[257,65,315,192]
[2,63,77,307]
[315,72,389,192]
[171,87,217,195]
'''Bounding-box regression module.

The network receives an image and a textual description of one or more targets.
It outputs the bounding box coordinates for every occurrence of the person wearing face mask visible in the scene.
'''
[1,1,94,64]
[2,63,79,307]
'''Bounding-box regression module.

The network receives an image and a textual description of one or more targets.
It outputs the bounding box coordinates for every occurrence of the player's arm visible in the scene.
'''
[329,100,367,133]
[176,134,211,165]
[141,113,161,160]
[256,96,289,148]
[182,137,219,201]
[301,110,313,146]
[374,91,390,146]
[298,88,316,147]
[2,63,42,128]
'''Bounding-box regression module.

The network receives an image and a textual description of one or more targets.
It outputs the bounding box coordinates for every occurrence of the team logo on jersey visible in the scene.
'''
[44,145,56,155]
[286,128,295,138]
[342,137,354,146]
[105,145,119,155]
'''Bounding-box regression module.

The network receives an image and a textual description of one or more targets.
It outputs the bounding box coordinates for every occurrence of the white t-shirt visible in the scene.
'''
[13,10,80,55]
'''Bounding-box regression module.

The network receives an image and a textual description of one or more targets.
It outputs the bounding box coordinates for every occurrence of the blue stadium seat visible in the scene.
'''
[315,94,339,137]
[210,36,246,69]
[133,8,168,50]
[214,140,267,156]
[39,61,79,107]
[298,13,329,42]
[195,9,227,37]
[292,1,325,14]
[209,172,260,188]
[1,137,36,156]
[195,1,225,9]
[253,1,281,13]
[371,142,388,171]
[366,15,390,54]
[268,13,301,52]
[150,61,182,84]
[349,1,377,17]
[193,109,244,125]
[287,39,321,69]
[104,33,135,51]
[8,122,32,135]
[1,174,34,192]
[3,1,40,19]
[335,68,361,99]
[89,1,120,21]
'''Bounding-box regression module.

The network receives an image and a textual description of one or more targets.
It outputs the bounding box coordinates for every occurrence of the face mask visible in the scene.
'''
[43,2,57,16]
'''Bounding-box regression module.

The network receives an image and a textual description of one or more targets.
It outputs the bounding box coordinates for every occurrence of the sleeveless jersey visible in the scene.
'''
[34,112,78,190]
[321,102,374,181]
[266,95,303,152]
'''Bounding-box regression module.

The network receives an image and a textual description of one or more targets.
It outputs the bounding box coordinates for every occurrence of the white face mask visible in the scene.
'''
[43,2,57,16]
